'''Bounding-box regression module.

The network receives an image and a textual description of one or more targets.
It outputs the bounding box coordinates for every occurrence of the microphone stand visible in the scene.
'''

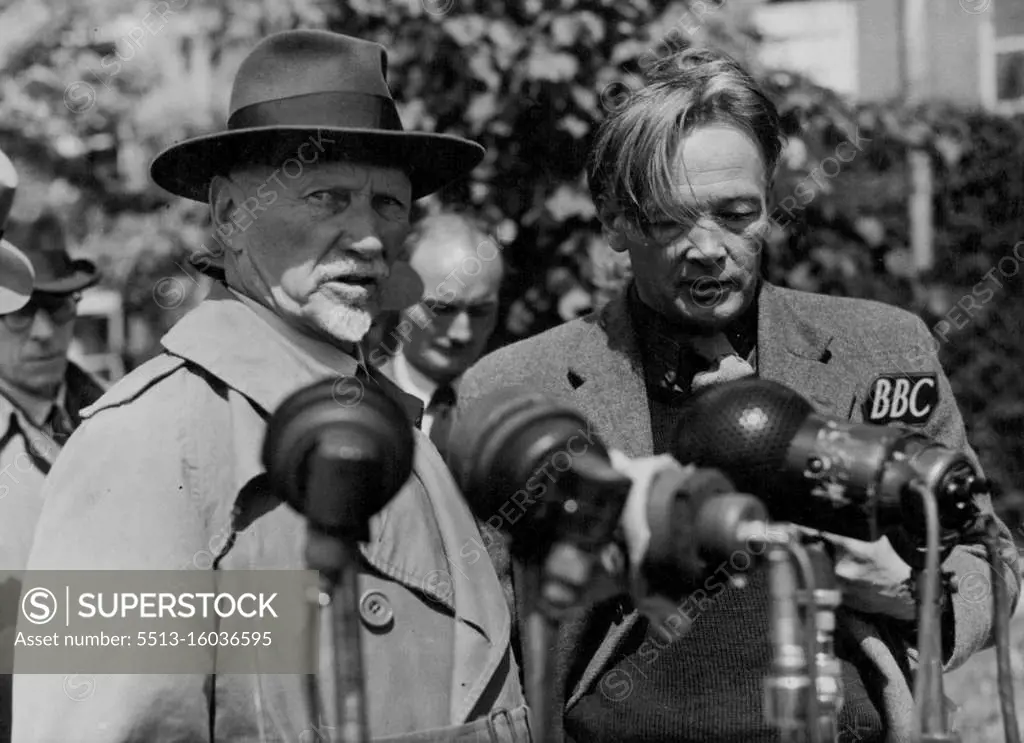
[520,561,556,743]
[306,534,368,743]
[764,535,822,743]
[906,481,959,743]
[523,453,631,743]
[301,436,377,743]
[797,538,844,743]
[980,512,1023,743]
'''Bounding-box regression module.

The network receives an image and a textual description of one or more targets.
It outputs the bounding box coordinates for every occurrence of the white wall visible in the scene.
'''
[751,0,860,97]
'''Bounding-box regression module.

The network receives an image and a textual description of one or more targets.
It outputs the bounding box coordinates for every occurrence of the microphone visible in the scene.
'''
[263,378,416,743]
[671,377,985,743]
[263,378,415,572]
[447,386,633,743]
[446,386,774,626]
[446,385,629,614]
[672,377,983,544]
[617,457,775,639]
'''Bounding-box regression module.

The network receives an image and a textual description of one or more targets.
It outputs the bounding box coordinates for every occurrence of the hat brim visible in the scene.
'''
[150,127,486,203]
[33,259,100,296]
[0,239,34,313]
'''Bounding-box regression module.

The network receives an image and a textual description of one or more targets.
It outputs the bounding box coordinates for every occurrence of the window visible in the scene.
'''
[981,0,1024,112]
[996,47,1024,102]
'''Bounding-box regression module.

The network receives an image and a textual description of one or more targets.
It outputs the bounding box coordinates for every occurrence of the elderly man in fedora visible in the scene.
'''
[14,30,530,743]
[0,149,105,743]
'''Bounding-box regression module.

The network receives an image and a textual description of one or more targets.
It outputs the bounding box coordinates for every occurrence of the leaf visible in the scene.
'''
[466,91,498,133]
[468,49,501,89]
[558,285,592,320]
[576,11,606,44]
[854,216,886,247]
[487,18,523,59]
[570,86,600,117]
[443,15,488,47]
[525,48,580,83]
[610,39,649,66]
[556,114,589,139]
[550,16,579,48]
[545,184,596,221]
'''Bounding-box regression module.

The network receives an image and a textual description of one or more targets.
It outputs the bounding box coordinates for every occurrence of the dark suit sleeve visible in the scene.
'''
[899,316,1022,672]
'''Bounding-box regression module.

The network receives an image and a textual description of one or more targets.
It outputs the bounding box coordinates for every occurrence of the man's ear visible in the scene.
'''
[597,203,630,254]
[208,175,244,255]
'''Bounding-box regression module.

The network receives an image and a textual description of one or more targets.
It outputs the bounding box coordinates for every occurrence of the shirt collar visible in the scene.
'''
[0,375,65,428]
[627,282,760,395]
[628,281,759,358]
[390,352,441,408]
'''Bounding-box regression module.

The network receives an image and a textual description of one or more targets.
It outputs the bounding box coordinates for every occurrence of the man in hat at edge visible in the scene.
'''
[0,150,103,743]
[14,31,530,742]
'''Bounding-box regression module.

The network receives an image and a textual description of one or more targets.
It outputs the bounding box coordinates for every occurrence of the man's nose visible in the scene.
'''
[681,222,728,268]
[447,311,473,343]
[342,200,386,260]
[28,310,58,340]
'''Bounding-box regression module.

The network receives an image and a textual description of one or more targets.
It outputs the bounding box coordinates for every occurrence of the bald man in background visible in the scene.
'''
[372,212,504,454]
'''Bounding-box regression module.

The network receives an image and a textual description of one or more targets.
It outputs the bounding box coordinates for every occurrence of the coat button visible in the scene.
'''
[359,590,394,630]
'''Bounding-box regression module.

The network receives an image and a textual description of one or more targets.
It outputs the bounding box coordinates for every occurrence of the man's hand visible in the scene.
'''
[798,527,917,622]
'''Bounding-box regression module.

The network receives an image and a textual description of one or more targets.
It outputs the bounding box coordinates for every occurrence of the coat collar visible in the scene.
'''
[161,297,507,694]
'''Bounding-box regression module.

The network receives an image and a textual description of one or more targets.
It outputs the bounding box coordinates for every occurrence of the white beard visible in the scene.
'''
[322,303,374,344]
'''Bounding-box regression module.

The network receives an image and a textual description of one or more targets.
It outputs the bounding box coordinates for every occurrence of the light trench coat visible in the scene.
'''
[12,294,530,743]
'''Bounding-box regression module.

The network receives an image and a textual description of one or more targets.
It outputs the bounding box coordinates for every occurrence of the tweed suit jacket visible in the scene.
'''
[455,281,1022,743]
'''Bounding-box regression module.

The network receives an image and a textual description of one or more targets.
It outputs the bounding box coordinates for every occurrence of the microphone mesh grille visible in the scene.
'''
[674,378,813,496]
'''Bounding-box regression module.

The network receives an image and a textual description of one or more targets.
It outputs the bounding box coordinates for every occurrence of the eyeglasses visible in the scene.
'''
[1,293,80,332]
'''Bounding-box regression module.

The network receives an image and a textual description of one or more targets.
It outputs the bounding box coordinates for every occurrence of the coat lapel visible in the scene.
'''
[401,431,513,724]
[565,294,654,459]
[548,293,652,716]
[756,283,858,420]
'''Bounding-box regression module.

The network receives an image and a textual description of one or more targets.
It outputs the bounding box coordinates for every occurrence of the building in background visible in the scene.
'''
[69,287,125,383]
[748,0,1024,111]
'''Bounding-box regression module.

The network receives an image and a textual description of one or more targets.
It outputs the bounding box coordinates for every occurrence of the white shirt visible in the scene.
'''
[389,352,448,436]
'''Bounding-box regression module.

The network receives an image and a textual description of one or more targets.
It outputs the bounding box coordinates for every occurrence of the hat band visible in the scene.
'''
[228,91,404,132]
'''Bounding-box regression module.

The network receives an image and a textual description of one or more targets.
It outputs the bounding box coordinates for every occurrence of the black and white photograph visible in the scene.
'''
[0,0,1022,741]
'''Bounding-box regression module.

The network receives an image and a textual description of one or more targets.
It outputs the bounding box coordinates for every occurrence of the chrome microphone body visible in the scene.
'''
[764,542,813,742]
[804,542,844,743]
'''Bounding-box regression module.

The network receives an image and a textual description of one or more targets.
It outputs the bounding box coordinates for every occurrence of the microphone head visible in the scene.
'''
[446,385,610,541]
[262,378,415,536]
[674,378,814,497]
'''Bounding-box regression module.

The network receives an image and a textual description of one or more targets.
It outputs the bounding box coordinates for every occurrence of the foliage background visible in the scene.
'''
[0,0,1022,528]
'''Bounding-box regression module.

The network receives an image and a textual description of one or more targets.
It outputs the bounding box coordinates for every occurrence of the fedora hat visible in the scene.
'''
[0,148,34,313]
[2,211,99,296]
[151,30,485,203]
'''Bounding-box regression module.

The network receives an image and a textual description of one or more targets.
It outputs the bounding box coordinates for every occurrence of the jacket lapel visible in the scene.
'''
[565,294,654,459]
[757,283,858,420]
[548,293,652,715]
